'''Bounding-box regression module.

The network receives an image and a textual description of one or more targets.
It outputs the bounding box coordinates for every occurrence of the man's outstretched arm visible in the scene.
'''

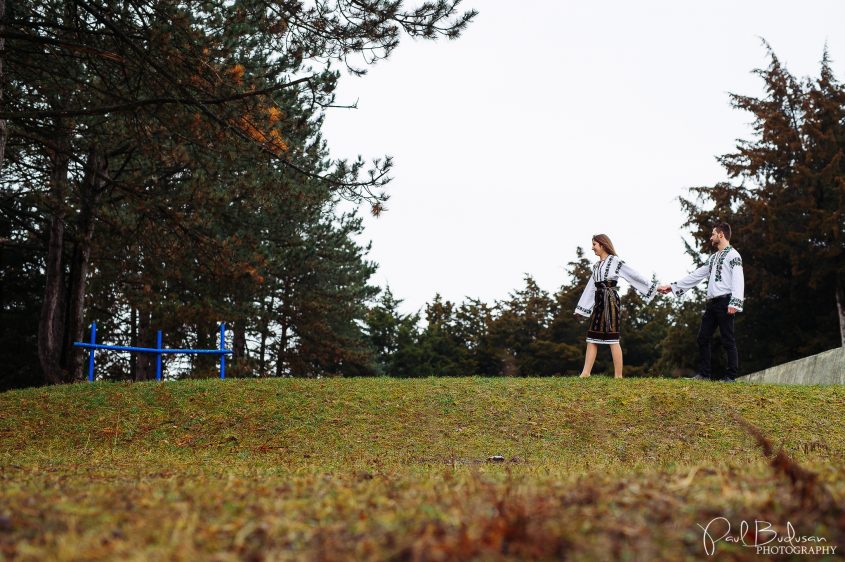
[657,264,709,296]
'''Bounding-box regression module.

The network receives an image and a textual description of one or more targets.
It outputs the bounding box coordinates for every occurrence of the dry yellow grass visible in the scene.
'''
[1,377,844,560]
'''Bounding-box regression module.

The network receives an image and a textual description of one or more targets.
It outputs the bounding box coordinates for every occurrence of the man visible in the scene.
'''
[657,223,744,381]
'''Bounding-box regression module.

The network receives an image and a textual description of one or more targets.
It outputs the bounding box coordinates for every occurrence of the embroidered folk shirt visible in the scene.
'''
[575,255,658,317]
[669,246,745,311]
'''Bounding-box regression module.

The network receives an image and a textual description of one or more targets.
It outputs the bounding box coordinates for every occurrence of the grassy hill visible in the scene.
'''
[1,377,844,560]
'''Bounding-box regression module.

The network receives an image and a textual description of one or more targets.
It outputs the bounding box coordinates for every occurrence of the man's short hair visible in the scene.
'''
[714,222,732,240]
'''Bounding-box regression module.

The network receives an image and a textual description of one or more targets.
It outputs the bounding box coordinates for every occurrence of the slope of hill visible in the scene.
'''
[2,377,843,560]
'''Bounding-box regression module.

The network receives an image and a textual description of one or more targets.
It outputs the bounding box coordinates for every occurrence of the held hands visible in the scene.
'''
[727,306,737,315]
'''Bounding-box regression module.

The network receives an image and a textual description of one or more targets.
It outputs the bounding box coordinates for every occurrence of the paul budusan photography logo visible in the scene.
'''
[699,518,838,556]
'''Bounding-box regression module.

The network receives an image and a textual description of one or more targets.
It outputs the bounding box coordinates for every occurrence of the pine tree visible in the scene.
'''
[414,294,473,377]
[2,0,476,385]
[679,45,844,372]
[453,298,498,375]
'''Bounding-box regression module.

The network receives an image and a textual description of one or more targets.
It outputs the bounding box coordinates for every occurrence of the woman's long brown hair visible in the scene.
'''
[592,234,618,256]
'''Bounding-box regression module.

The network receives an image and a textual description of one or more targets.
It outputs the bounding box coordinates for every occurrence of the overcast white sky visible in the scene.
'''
[322,1,845,316]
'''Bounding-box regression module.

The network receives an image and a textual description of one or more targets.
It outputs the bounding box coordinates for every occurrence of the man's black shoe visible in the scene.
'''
[686,374,710,381]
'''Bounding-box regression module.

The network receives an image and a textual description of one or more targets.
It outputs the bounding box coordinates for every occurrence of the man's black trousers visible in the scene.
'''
[697,294,738,379]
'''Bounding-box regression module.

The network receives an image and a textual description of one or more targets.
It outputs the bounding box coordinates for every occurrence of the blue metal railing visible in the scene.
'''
[74,322,233,381]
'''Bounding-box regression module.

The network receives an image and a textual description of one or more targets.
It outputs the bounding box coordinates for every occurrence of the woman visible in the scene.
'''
[574,234,658,378]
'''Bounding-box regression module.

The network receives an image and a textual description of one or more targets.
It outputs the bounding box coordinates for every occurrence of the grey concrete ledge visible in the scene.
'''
[739,347,845,385]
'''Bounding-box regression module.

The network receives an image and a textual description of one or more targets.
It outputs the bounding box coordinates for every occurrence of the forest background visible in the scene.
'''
[1,0,843,389]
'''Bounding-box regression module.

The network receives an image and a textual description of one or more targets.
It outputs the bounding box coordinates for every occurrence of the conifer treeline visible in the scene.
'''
[2,21,842,387]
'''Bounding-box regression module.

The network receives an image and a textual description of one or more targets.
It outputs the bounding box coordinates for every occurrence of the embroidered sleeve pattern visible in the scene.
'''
[603,256,614,281]
[714,247,731,282]
[729,250,745,311]
[575,268,598,317]
[643,280,658,302]
[618,261,658,304]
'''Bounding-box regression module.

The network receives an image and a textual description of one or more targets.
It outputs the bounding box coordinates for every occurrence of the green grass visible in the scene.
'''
[1,377,844,560]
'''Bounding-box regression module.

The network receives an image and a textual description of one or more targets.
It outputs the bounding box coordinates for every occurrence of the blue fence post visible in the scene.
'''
[219,322,226,379]
[87,322,97,382]
[155,330,163,381]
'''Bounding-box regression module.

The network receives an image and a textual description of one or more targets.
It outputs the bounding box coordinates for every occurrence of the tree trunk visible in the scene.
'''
[275,279,292,377]
[233,322,246,360]
[63,146,106,380]
[130,306,137,377]
[275,319,288,378]
[258,295,274,375]
[134,307,152,380]
[37,128,69,385]
[0,0,7,170]
[38,213,66,384]
[837,270,845,347]
[195,324,213,375]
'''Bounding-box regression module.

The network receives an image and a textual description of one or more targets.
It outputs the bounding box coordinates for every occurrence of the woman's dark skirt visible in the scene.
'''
[586,281,621,344]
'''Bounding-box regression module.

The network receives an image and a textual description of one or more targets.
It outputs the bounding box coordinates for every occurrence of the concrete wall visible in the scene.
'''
[739,347,845,385]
